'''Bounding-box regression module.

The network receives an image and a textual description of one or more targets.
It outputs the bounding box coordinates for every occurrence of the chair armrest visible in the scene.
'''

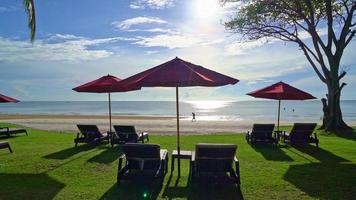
[118,154,126,171]
[314,132,318,139]
[191,151,195,162]
[283,131,289,142]
[0,127,10,131]
[160,149,168,161]
[234,156,239,171]
[76,132,80,139]
[234,156,241,184]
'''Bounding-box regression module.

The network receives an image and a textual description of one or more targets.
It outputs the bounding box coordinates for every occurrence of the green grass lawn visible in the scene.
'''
[1,123,356,200]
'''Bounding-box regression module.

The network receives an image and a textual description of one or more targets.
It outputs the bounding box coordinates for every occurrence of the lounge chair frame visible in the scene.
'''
[283,123,319,147]
[191,143,240,185]
[246,124,277,145]
[0,127,27,137]
[74,124,109,147]
[111,125,149,147]
[117,143,168,184]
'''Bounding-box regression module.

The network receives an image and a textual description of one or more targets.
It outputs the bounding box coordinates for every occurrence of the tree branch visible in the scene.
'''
[298,40,327,83]
[338,70,347,80]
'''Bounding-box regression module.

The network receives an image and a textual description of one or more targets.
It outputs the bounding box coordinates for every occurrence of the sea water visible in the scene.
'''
[0,100,355,123]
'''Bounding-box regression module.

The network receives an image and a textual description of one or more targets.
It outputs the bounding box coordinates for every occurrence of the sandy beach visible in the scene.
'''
[3,113,353,135]
[0,114,273,135]
[0,114,356,135]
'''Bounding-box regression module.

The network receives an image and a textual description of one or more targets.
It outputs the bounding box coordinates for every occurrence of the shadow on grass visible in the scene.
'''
[333,128,356,142]
[99,179,163,200]
[162,174,243,200]
[251,144,294,161]
[87,146,123,164]
[0,135,20,140]
[294,145,349,163]
[0,173,65,200]
[42,144,94,160]
[284,163,356,199]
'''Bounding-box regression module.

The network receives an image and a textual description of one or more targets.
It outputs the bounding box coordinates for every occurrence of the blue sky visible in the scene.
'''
[0,0,355,101]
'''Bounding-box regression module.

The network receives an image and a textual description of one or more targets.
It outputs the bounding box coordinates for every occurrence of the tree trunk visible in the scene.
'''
[324,75,349,131]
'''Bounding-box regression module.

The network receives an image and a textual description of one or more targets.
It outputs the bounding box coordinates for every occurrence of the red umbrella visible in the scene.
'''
[73,74,140,132]
[116,57,239,176]
[247,81,316,130]
[0,93,19,103]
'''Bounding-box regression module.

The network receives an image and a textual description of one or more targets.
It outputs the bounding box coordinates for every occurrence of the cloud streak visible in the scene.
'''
[129,0,175,9]
[0,35,134,63]
[134,33,203,49]
[112,17,167,30]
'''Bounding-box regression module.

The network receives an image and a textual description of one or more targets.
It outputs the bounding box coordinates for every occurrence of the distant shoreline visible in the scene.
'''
[1,113,355,135]
[0,114,176,120]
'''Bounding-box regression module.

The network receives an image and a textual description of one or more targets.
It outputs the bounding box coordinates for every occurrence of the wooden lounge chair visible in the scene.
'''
[191,143,240,185]
[246,124,277,145]
[0,141,13,153]
[74,124,109,147]
[283,123,319,147]
[117,143,168,184]
[0,127,27,137]
[111,125,149,147]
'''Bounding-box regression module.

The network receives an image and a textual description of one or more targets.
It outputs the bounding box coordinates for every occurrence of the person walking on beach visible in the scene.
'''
[192,112,196,122]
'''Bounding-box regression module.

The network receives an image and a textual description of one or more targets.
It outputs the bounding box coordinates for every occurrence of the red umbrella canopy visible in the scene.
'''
[247,81,316,100]
[116,57,239,88]
[72,74,140,93]
[0,93,19,103]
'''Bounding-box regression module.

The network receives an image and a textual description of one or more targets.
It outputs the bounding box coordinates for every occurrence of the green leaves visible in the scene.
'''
[23,0,36,43]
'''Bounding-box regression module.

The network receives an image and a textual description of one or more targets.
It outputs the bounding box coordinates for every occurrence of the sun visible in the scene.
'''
[193,0,221,19]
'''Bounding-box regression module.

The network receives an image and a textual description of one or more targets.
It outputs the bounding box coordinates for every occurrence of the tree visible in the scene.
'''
[222,0,355,131]
[23,0,36,42]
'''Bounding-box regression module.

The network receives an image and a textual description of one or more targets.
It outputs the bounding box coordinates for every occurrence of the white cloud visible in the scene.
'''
[223,27,329,56]
[126,28,177,34]
[135,34,203,49]
[0,6,19,13]
[112,17,167,30]
[145,50,159,55]
[224,39,270,55]
[237,65,306,81]
[0,35,133,63]
[129,0,175,10]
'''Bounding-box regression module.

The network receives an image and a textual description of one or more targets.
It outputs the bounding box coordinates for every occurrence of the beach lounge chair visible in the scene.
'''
[74,124,109,147]
[283,123,319,147]
[111,125,149,146]
[0,127,27,137]
[191,143,240,185]
[0,141,13,153]
[246,124,277,145]
[117,143,168,184]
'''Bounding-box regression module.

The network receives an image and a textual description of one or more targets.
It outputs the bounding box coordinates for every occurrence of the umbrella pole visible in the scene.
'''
[176,86,181,177]
[277,99,281,131]
[108,92,112,133]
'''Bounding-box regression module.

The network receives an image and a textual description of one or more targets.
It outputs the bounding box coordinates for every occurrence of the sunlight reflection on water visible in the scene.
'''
[185,100,235,113]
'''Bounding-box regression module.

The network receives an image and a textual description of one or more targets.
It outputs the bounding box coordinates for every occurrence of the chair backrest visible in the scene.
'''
[251,124,275,139]
[290,123,317,140]
[77,124,102,138]
[195,143,237,173]
[114,125,136,134]
[122,143,161,170]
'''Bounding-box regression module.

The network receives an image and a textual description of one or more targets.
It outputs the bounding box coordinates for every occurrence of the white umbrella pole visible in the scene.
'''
[277,99,281,131]
[176,86,181,176]
[108,92,112,133]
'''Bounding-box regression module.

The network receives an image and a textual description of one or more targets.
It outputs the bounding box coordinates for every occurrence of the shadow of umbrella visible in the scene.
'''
[162,173,244,200]
[0,173,65,200]
[99,180,163,200]
[283,163,356,199]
